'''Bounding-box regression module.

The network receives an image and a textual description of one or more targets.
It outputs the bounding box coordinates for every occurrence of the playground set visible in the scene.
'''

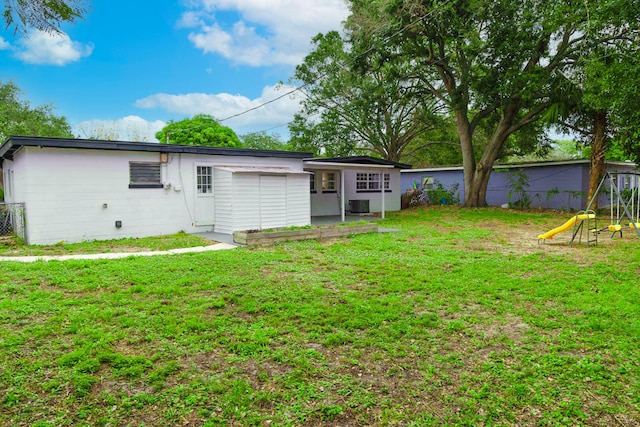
[538,171,640,246]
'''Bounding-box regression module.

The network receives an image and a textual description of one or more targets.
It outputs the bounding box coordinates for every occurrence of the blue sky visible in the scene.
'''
[0,0,349,142]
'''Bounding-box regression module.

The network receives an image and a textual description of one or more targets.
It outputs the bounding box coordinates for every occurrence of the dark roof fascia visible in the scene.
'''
[0,136,313,160]
[403,158,638,173]
[304,156,412,169]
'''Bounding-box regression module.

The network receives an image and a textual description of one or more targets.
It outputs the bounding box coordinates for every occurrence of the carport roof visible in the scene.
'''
[304,156,411,169]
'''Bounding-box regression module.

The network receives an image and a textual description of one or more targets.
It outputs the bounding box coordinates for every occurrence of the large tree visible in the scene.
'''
[156,114,242,148]
[240,131,288,151]
[347,0,634,207]
[0,80,73,190]
[3,0,88,35]
[290,31,444,162]
[549,28,640,207]
[0,80,73,141]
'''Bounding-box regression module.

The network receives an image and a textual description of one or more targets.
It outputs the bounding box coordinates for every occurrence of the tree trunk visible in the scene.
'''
[587,111,608,210]
[464,167,493,207]
[454,111,479,206]
[459,112,513,207]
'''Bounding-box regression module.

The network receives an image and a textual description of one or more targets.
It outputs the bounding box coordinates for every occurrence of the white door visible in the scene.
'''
[194,165,215,226]
[310,170,341,216]
[260,175,287,229]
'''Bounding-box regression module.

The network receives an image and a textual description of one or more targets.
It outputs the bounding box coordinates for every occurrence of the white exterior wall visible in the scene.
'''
[343,169,401,212]
[286,174,312,226]
[11,147,310,244]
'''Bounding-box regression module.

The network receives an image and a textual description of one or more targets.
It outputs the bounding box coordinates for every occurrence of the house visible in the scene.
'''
[0,136,312,245]
[0,137,409,245]
[401,159,638,210]
[304,156,410,220]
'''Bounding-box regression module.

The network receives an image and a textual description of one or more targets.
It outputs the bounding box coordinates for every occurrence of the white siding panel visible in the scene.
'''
[230,174,261,232]
[342,169,401,213]
[259,175,287,229]
[286,175,311,226]
[213,169,233,234]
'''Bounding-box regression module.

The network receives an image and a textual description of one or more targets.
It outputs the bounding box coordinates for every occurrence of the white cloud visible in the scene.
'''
[0,37,10,50]
[15,30,93,65]
[134,84,303,134]
[181,0,349,66]
[176,10,206,28]
[75,116,166,142]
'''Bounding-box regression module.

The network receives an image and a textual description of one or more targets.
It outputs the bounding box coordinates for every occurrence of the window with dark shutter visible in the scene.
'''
[129,162,162,188]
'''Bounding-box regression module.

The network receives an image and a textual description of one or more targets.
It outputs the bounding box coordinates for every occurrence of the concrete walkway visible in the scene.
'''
[0,242,238,263]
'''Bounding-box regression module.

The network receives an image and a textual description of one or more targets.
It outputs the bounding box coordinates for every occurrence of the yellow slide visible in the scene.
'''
[538,214,595,240]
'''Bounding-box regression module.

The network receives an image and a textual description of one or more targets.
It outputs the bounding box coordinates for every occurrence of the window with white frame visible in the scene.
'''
[356,172,390,191]
[310,172,316,192]
[322,172,336,192]
[129,162,162,188]
[197,166,213,194]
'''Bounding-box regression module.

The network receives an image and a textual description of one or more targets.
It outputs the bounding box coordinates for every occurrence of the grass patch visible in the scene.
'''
[0,232,215,257]
[1,207,639,425]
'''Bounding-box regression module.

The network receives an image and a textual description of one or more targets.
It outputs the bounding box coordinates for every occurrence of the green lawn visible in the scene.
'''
[1,208,638,426]
[0,232,215,257]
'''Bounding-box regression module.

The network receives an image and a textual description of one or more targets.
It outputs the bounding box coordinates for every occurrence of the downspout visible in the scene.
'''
[381,169,385,219]
[340,169,345,223]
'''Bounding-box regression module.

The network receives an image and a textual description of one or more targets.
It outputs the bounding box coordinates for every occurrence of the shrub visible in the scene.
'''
[426,181,460,205]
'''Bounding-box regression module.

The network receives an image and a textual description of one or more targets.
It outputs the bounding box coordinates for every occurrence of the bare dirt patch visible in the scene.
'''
[458,211,638,265]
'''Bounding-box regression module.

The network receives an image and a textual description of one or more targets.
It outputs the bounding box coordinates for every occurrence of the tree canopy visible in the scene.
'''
[156,114,242,148]
[3,0,88,35]
[240,132,288,151]
[0,80,73,141]
[543,3,640,205]
[290,30,444,162]
[293,0,639,207]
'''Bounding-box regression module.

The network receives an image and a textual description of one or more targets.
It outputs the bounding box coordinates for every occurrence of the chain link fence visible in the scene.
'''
[1,202,26,240]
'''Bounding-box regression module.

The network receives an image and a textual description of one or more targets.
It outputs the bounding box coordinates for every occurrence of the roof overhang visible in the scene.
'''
[0,136,313,161]
[403,159,638,173]
[304,156,411,169]
[214,166,311,175]
[304,161,396,170]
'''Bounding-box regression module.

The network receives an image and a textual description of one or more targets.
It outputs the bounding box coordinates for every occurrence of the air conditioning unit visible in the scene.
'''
[349,199,370,214]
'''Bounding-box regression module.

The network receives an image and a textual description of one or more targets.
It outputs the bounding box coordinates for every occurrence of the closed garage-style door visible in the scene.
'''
[260,175,287,229]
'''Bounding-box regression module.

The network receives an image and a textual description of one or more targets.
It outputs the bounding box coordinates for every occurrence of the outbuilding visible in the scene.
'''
[401,159,638,210]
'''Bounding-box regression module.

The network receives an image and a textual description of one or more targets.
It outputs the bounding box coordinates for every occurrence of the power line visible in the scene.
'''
[218,87,303,122]
[216,1,453,127]
[161,3,453,141]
